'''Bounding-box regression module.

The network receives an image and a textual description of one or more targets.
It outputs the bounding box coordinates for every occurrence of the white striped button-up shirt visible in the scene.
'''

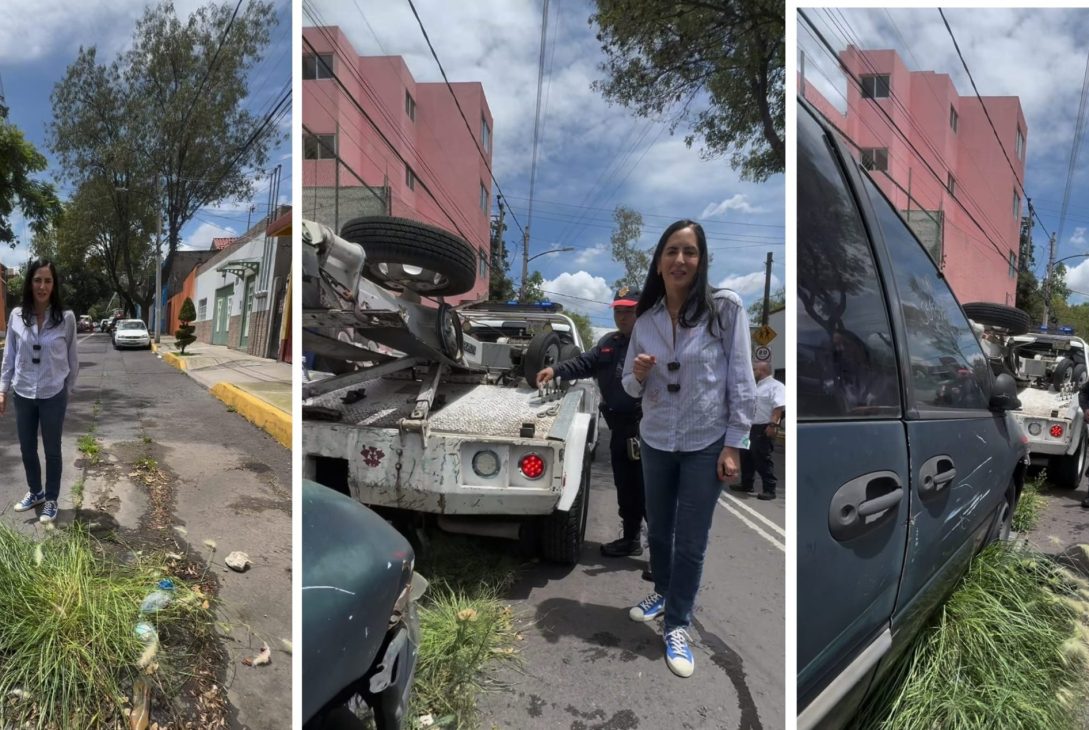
[1,308,79,399]
[622,290,756,451]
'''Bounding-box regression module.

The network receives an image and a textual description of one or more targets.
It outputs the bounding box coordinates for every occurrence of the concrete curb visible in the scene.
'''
[160,350,190,371]
[210,382,292,448]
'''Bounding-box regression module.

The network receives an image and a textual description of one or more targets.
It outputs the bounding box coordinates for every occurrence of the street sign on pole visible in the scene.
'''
[754,346,771,361]
[753,325,777,346]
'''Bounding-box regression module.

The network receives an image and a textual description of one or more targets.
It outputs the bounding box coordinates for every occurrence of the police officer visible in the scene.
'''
[1078,379,1089,508]
[537,287,646,557]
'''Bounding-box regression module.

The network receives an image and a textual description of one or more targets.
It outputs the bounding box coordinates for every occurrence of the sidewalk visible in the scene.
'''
[154,336,291,447]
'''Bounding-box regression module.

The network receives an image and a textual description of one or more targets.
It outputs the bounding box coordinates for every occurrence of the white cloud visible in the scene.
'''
[700,195,763,218]
[182,221,237,251]
[715,272,782,302]
[1070,227,1087,247]
[574,243,608,267]
[540,270,613,318]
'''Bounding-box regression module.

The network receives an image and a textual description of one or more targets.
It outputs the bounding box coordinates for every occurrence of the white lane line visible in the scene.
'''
[718,498,785,552]
[719,492,786,538]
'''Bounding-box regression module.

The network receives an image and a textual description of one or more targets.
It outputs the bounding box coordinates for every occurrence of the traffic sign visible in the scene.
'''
[754,346,771,361]
[753,325,777,346]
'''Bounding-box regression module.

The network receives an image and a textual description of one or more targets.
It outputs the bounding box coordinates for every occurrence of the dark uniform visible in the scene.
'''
[553,330,646,550]
[1076,381,1089,508]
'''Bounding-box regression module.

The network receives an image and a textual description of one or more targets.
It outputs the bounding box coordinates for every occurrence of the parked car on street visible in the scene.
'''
[303,479,426,730]
[796,97,1028,730]
[112,319,151,349]
[77,315,94,333]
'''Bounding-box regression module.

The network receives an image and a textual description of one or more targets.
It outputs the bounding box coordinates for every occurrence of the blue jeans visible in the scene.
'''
[641,436,724,631]
[13,390,68,501]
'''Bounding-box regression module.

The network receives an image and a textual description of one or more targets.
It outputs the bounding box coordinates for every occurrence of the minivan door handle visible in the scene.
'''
[829,471,904,542]
[918,455,957,497]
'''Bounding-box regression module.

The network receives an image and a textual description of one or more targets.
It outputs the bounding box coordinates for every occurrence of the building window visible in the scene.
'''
[860,147,888,172]
[947,173,956,197]
[303,133,336,160]
[198,298,207,320]
[480,182,488,213]
[479,248,487,278]
[1016,127,1025,160]
[406,164,416,191]
[860,74,890,99]
[949,105,958,133]
[405,90,416,121]
[481,115,491,152]
[302,53,334,80]
[1009,251,1017,279]
[1013,190,1021,220]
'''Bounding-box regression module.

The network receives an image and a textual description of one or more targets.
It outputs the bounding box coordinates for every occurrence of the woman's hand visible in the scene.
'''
[717,446,740,481]
[0,393,6,417]
[633,354,656,383]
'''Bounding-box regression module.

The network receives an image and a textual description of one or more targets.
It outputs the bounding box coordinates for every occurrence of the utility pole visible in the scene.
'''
[1043,232,1057,329]
[761,252,774,326]
[154,176,163,344]
[520,225,530,302]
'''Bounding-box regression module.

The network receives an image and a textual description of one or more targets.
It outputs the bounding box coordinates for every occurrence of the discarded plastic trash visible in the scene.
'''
[134,621,157,643]
[139,579,175,614]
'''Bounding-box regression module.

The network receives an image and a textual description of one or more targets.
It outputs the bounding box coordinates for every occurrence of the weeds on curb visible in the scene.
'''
[1013,470,1046,533]
[77,433,102,465]
[853,542,1089,730]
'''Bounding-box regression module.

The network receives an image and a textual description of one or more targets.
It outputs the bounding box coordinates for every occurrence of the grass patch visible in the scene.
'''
[225,405,236,413]
[853,542,1089,730]
[0,522,215,728]
[71,479,85,510]
[77,433,102,465]
[1013,470,1046,533]
[407,533,523,729]
[135,456,158,472]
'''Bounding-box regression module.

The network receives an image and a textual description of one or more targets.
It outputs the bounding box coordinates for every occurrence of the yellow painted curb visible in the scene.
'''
[161,351,189,371]
[210,382,291,448]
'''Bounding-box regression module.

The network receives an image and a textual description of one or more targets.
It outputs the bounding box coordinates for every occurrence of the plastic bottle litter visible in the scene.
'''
[133,621,157,643]
[139,579,175,614]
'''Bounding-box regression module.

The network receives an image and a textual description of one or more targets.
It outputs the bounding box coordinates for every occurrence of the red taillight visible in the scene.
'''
[519,453,545,480]
[1051,424,1064,438]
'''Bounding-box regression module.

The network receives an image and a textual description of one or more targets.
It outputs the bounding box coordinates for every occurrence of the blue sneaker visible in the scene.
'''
[629,592,665,622]
[39,501,58,524]
[664,627,695,677]
[14,491,45,512]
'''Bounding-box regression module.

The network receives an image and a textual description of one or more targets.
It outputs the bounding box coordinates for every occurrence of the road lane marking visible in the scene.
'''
[717,498,785,552]
[719,492,786,538]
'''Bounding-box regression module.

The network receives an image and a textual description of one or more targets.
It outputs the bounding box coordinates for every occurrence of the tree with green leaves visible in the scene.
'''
[49,0,280,293]
[523,271,546,303]
[748,286,785,324]
[566,311,596,351]
[592,0,784,181]
[0,121,62,249]
[610,205,649,291]
[489,211,517,301]
[175,296,197,353]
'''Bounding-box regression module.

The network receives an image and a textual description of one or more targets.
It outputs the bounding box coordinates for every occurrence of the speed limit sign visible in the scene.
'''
[755,346,771,361]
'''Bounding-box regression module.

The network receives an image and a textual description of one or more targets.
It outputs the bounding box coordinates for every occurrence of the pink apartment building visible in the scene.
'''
[804,47,1027,306]
[302,26,493,304]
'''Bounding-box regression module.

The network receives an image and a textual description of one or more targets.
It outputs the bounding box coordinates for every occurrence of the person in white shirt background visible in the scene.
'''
[732,360,785,500]
[0,260,79,524]
[621,219,756,678]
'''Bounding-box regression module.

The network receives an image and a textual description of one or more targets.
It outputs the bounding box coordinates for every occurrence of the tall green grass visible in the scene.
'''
[1012,470,1045,533]
[854,543,1089,730]
[0,522,212,728]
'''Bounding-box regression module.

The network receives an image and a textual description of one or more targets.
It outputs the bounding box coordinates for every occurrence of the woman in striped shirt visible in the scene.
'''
[622,220,757,678]
[0,259,79,524]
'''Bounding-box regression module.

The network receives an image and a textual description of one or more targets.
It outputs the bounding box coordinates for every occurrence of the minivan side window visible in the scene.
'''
[864,176,990,411]
[798,109,901,420]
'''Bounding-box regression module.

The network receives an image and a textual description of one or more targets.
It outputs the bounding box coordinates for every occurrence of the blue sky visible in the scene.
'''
[304,0,785,331]
[0,0,292,268]
[799,7,1089,303]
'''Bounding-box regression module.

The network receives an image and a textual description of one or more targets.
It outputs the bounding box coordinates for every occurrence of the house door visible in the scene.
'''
[212,284,234,346]
[239,276,256,349]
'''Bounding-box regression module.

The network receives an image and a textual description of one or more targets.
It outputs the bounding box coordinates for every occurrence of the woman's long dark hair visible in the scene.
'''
[20,259,64,328]
[636,220,716,330]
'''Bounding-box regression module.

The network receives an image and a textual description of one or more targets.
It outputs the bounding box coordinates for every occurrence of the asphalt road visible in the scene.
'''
[0,333,292,729]
[476,424,786,730]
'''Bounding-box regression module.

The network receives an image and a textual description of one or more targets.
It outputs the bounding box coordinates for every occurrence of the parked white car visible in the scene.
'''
[112,319,151,350]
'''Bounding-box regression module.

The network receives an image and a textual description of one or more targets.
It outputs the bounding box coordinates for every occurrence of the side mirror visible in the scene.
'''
[989,373,1021,412]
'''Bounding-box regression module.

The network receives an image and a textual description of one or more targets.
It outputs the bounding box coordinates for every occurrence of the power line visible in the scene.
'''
[937,8,1053,241]
[403,0,526,239]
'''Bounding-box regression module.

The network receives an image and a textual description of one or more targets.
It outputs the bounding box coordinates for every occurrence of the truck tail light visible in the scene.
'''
[519,453,545,480]
[1051,424,1064,438]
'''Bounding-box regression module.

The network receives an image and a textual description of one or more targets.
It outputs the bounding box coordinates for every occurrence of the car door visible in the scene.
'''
[861,174,1020,649]
[797,102,910,725]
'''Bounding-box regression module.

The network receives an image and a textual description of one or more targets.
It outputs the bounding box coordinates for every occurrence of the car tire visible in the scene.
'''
[538,455,590,565]
[1050,430,1087,489]
[962,302,1032,335]
[1075,364,1088,387]
[340,216,476,297]
[523,331,563,388]
[986,480,1019,544]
